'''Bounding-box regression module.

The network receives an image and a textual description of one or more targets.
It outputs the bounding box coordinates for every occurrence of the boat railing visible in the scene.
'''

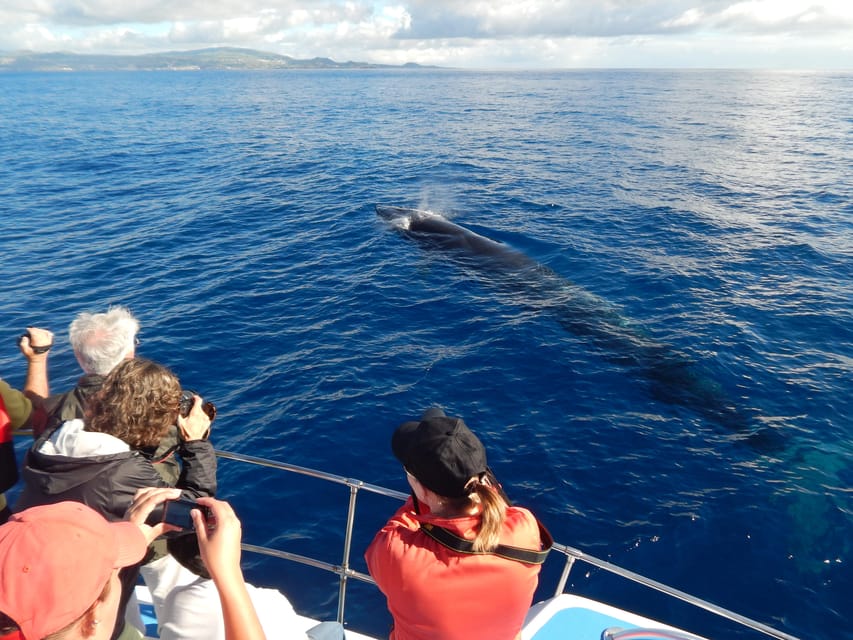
[214,449,800,640]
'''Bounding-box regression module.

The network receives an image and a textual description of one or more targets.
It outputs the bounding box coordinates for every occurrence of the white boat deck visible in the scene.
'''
[136,586,704,640]
[522,594,704,640]
[135,585,379,640]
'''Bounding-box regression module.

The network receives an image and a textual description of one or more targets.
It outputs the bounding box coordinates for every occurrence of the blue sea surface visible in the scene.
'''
[0,69,850,640]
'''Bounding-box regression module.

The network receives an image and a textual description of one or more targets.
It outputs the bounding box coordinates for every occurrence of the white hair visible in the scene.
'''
[69,305,140,375]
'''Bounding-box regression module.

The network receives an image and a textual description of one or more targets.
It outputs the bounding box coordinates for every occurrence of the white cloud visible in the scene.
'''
[0,1,850,68]
[393,0,853,37]
[662,8,706,29]
[716,0,853,32]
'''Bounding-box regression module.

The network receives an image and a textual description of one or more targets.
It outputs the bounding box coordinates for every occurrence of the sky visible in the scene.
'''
[1,1,851,69]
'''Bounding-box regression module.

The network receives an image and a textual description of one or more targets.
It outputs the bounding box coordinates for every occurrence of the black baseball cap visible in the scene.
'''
[392,416,488,498]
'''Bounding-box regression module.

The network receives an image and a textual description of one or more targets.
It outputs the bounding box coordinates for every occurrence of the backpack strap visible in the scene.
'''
[420,518,553,565]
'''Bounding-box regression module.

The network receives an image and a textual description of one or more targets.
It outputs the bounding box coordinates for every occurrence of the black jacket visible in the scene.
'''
[15,420,216,520]
[15,420,217,640]
[0,442,16,496]
[41,374,104,436]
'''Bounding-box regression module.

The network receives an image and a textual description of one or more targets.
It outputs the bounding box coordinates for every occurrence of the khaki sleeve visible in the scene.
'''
[0,379,33,429]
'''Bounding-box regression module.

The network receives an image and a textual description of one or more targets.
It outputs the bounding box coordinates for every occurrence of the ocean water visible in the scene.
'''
[0,69,850,639]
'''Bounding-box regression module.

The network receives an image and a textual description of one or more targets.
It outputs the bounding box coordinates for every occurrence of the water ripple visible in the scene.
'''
[0,69,849,640]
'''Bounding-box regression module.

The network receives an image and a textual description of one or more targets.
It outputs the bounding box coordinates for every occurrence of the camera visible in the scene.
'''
[18,330,52,354]
[179,389,216,422]
[161,497,213,530]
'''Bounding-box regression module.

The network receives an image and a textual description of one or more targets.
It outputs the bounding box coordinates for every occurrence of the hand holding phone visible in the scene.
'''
[161,497,213,530]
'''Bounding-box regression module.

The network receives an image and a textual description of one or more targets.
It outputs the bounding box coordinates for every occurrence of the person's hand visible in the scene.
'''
[18,327,54,361]
[192,497,243,583]
[177,395,211,442]
[193,498,265,639]
[125,486,182,544]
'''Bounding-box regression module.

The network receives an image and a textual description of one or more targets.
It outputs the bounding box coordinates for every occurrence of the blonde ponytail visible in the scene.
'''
[465,474,508,552]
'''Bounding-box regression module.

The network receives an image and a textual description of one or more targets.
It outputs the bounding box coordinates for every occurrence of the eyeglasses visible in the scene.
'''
[134,336,140,347]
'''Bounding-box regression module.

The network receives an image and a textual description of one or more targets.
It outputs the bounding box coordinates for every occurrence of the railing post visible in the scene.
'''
[554,555,576,597]
[338,482,361,624]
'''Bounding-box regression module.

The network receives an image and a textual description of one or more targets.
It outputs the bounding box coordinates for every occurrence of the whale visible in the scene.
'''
[376,204,783,450]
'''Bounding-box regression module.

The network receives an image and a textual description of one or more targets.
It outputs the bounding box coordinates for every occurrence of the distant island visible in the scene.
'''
[0,47,435,72]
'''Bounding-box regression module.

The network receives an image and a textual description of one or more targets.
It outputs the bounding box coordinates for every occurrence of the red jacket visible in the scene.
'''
[365,497,542,640]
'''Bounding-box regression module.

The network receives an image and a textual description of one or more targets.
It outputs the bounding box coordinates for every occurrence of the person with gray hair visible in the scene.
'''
[70,305,140,376]
[42,306,139,434]
[41,306,181,485]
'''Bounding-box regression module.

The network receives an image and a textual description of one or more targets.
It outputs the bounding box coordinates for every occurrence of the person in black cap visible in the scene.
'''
[365,408,546,640]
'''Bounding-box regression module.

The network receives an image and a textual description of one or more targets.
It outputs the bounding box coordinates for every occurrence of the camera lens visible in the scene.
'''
[179,390,194,418]
[179,390,216,422]
[201,401,216,422]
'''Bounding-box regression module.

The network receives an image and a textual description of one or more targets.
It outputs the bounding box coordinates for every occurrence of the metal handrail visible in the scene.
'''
[548,542,799,640]
[6,432,799,639]
[214,449,800,640]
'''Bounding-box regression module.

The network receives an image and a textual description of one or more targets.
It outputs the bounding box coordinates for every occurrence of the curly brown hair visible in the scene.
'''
[85,357,182,449]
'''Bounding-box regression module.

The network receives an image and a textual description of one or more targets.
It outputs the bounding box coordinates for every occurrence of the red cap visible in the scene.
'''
[0,502,148,640]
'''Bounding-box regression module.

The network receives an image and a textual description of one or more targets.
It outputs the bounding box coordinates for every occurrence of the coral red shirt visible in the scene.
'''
[365,497,542,640]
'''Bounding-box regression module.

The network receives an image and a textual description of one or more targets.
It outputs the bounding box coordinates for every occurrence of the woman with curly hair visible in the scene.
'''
[15,357,217,640]
[86,357,188,450]
[17,357,216,518]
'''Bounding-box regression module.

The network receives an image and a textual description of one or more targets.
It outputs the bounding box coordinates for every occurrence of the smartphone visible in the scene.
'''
[161,497,209,530]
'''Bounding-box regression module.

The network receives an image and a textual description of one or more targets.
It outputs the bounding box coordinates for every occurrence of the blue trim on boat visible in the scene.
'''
[139,600,158,638]
[521,595,705,640]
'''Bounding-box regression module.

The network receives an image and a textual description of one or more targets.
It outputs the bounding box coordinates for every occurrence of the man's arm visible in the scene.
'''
[18,326,54,400]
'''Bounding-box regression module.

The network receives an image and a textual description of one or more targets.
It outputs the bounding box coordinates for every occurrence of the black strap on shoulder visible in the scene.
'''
[143,443,180,464]
[420,519,553,565]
